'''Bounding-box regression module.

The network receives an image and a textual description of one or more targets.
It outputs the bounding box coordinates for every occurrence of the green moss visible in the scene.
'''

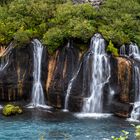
[2,104,23,116]
[107,40,119,57]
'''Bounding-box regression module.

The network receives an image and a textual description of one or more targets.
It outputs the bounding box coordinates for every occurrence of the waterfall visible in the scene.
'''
[0,43,13,71]
[82,33,110,113]
[28,39,49,108]
[120,44,140,121]
[120,45,126,56]
[64,33,111,113]
[64,63,82,111]
[129,44,140,121]
[0,43,13,108]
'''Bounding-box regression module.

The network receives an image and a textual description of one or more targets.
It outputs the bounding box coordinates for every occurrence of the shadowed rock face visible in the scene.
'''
[0,43,49,103]
[110,57,133,103]
[67,56,133,114]
[0,41,134,118]
[109,56,133,117]
[0,44,34,101]
[46,42,82,108]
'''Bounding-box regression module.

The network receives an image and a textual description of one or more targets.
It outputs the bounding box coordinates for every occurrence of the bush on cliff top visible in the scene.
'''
[0,0,140,53]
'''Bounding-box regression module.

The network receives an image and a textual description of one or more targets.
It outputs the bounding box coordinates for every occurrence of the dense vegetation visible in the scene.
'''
[0,0,140,53]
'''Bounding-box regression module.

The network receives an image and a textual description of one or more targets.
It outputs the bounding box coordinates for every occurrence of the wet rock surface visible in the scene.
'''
[0,43,48,103]
[46,42,82,108]
[0,41,136,118]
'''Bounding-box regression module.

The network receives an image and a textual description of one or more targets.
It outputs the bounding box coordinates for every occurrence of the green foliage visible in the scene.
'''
[43,2,96,50]
[97,0,140,46]
[2,104,23,116]
[135,125,140,140]
[107,40,119,57]
[0,0,13,5]
[0,0,140,53]
[111,130,129,140]
[132,124,140,140]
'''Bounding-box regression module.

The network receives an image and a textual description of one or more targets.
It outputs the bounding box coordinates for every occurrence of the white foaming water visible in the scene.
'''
[74,113,112,119]
[64,33,111,113]
[27,39,50,109]
[120,43,140,121]
[82,33,111,113]
[129,43,139,57]
[120,45,126,56]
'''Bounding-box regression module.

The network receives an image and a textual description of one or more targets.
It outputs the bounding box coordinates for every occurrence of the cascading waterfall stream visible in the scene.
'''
[64,33,111,114]
[64,63,83,111]
[0,43,13,71]
[120,43,140,121]
[82,34,110,113]
[0,43,13,109]
[27,39,49,108]
[120,45,126,56]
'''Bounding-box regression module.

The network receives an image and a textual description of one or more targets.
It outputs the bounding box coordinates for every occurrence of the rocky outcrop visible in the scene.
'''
[46,42,82,108]
[0,43,49,103]
[109,56,133,117]
[67,56,133,113]
[0,44,34,101]
[0,40,135,118]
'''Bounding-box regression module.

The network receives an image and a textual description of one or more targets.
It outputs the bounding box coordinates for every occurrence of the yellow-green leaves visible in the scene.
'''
[107,40,119,57]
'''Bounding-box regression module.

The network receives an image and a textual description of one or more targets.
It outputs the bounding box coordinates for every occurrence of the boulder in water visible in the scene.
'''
[2,104,23,116]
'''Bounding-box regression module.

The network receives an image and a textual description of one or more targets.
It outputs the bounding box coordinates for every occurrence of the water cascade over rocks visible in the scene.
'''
[82,34,110,113]
[120,43,140,121]
[28,39,49,108]
[65,33,111,113]
[0,43,13,71]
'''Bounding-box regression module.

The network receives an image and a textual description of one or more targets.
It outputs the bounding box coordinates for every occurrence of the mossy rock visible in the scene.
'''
[2,104,23,116]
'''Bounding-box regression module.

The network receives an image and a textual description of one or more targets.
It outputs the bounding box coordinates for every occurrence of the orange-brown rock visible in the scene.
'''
[46,42,83,108]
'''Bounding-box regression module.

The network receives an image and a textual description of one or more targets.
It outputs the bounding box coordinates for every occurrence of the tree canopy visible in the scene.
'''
[0,0,140,53]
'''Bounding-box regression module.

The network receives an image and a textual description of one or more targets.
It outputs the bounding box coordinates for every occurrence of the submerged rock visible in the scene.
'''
[2,104,23,116]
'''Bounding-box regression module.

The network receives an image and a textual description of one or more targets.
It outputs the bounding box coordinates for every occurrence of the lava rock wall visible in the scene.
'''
[46,42,82,108]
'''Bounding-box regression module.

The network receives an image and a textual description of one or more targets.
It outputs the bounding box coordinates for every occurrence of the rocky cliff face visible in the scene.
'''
[46,42,82,108]
[109,57,133,117]
[0,43,48,103]
[67,56,133,113]
[0,44,33,102]
[0,41,134,118]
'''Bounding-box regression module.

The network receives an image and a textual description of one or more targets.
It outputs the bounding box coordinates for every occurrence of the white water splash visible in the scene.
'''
[27,39,50,109]
[82,33,111,113]
[74,113,112,119]
[64,33,111,113]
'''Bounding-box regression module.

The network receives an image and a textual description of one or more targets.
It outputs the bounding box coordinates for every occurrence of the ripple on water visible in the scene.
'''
[0,111,136,140]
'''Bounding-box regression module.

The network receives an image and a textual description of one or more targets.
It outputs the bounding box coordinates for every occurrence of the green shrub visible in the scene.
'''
[111,130,129,140]
[107,40,119,57]
[132,124,140,140]
[0,0,140,52]
[2,104,23,116]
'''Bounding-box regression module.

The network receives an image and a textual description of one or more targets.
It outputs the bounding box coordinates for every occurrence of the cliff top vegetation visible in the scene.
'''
[0,0,140,53]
